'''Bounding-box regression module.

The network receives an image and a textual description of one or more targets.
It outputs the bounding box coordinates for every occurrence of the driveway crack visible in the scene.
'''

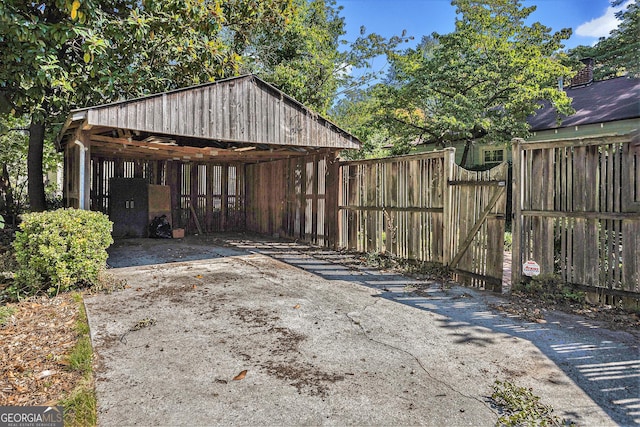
[345,305,498,419]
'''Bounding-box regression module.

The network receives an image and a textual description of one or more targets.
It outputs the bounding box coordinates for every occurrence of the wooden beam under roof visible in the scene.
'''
[88,134,314,163]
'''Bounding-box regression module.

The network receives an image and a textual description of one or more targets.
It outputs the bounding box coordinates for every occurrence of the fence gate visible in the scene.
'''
[338,148,507,291]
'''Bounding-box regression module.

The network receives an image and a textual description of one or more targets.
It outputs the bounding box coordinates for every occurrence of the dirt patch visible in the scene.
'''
[228,306,344,397]
[261,361,345,397]
[144,284,198,299]
[231,307,280,327]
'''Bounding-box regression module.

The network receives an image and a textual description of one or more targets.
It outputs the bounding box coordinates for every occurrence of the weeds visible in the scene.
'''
[491,380,565,426]
[363,251,450,281]
[0,305,16,326]
[61,292,96,426]
[514,274,585,305]
[59,379,96,427]
[87,270,128,295]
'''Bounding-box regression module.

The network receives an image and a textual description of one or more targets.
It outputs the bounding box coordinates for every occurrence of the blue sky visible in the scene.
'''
[336,0,628,50]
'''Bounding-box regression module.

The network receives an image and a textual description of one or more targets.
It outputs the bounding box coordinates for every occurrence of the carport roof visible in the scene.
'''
[56,74,360,163]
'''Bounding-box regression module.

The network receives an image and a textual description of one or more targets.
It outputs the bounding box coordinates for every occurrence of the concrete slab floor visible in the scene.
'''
[84,234,639,426]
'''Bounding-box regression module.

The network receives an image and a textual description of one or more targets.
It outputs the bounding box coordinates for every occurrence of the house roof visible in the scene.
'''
[56,74,360,163]
[528,76,640,132]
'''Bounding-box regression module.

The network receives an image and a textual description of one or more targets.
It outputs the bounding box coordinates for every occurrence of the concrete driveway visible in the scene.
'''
[84,235,639,426]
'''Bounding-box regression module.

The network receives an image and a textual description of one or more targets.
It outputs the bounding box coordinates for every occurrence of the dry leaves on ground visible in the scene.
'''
[490,293,640,331]
[0,293,83,406]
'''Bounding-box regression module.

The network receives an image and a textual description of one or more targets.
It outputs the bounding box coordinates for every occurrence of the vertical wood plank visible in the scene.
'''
[511,139,523,285]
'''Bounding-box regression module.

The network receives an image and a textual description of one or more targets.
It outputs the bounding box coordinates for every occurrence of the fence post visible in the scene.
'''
[442,147,456,265]
[511,138,524,288]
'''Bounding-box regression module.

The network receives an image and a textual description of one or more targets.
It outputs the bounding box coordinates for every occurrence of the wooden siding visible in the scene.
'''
[83,75,359,150]
[512,135,640,307]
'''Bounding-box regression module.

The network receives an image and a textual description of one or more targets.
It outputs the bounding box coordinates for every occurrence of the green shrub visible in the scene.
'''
[504,231,512,252]
[12,209,113,297]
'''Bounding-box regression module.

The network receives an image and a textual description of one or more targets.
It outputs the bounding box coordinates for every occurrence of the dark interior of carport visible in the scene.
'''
[56,75,360,247]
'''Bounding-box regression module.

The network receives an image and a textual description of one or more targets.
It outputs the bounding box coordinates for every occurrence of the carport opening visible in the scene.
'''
[87,153,338,245]
[57,75,358,246]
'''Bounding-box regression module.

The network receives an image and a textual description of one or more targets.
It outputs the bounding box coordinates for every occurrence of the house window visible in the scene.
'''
[483,149,504,164]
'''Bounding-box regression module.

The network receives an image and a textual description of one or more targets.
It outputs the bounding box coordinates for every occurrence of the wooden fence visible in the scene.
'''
[90,153,337,245]
[447,161,508,290]
[512,135,640,306]
[339,151,447,261]
[338,149,507,290]
[245,153,339,247]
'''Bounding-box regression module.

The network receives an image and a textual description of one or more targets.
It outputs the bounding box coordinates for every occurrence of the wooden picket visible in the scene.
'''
[338,148,507,290]
[447,162,508,291]
[512,135,640,307]
[338,150,449,263]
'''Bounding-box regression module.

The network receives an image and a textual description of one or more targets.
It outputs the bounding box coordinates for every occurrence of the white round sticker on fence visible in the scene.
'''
[523,260,541,277]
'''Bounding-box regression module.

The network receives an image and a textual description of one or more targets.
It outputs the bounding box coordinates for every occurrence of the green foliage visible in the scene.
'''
[0,305,16,326]
[504,232,513,252]
[11,209,113,298]
[245,0,345,114]
[334,0,575,161]
[339,129,394,160]
[86,0,297,102]
[60,292,96,427]
[568,0,639,79]
[0,115,61,220]
[492,380,564,426]
[515,274,586,305]
[244,0,410,114]
[332,87,412,159]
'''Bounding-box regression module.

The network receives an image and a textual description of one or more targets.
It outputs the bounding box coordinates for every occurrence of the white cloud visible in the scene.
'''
[575,0,631,38]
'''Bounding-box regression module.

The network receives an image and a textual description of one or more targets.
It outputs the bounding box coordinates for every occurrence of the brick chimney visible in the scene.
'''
[570,58,594,87]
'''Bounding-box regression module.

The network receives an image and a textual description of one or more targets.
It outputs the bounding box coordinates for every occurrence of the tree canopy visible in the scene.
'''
[1,0,402,210]
[568,0,639,79]
[334,0,576,163]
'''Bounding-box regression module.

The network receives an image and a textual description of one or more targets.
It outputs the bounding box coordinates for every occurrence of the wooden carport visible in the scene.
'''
[56,74,360,246]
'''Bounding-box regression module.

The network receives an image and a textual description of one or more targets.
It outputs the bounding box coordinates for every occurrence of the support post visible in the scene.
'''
[442,147,456,265]
[511,138,524,288]
[73,131,91,210]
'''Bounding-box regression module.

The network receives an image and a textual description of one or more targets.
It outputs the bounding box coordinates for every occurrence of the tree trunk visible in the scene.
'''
[0,163,16,224]
[28,120,46,212]
[460,139,472,168]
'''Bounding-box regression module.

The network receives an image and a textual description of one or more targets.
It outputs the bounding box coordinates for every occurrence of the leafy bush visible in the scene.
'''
[11,209,113,297]
[504,231,512,252]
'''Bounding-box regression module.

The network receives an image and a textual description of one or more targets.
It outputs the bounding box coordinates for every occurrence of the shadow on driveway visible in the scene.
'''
[100,234,638,426]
